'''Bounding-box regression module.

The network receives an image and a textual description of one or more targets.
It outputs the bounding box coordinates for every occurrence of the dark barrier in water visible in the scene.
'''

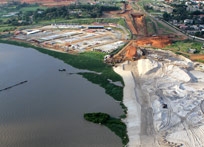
[0,80,28,92]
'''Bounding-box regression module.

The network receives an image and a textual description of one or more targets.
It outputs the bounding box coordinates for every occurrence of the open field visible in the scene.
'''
[190,54,204,61]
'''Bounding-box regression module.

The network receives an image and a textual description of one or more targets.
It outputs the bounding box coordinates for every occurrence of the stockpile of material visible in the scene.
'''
[115,49,204,147]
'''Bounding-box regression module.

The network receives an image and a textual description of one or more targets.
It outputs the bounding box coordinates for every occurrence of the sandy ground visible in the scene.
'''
[114,62,141,147]
[114,62,159,147]
[114,49,204,147]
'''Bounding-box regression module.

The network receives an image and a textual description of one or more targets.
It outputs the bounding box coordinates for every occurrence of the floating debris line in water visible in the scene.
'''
[0,80,28,92]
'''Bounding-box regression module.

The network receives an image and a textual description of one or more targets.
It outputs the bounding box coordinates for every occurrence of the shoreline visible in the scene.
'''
[0,40,128,145]
[114,62,141,147]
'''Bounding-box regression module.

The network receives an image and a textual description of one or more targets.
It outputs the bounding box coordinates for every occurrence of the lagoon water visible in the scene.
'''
[0,43,123,147]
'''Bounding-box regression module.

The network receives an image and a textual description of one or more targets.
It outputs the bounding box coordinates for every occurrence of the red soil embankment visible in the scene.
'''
[114,36,172,60]
[120,12,138,35]
[125,41,137,59]
[190,55,204,61]
[135,36,172,48]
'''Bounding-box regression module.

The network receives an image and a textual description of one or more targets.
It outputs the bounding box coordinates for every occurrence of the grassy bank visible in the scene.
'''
[78,72,123,101]
[165,40,203,53]
[145,16,157,35]
[0,39,123,100]
[0,25,16,32]
[84,113,129,146]
[157,21,175,34]
[37,17,128,29]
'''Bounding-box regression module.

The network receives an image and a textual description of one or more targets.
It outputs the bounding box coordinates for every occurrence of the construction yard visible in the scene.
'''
[13,24,128,53]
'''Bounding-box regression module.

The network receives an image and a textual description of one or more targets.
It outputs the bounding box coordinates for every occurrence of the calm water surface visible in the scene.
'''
[0,43,123,147]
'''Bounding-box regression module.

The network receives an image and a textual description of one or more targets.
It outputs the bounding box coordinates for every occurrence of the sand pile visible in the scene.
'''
[115,49,204,147]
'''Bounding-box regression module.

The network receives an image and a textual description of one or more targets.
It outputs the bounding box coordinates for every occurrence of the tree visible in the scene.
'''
[163,12,171,21]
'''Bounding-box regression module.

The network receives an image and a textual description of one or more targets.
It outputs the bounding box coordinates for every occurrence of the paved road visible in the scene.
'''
[131,1,204,42]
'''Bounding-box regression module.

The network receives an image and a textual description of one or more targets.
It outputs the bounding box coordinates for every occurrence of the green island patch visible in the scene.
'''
[84,112,129,146]
[0,39,128,145]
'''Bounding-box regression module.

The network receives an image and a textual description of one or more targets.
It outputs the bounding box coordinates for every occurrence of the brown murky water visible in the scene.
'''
[0,43,123,147]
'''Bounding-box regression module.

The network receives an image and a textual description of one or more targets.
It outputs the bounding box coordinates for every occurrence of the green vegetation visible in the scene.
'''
[79,72,123,101]
[0,1,126,33]
[20,5,46,12]
[35,4,119,20]
[0,25,16,32]
[194,59,204,63]
[0,39,124,101]
[84,112,110,124]
[145,16,157,35]
[57,18,126,27]
[163,4,189,21]
[157,21,174,34]
[144,5,162,14]
[120,102,128,117]
[137,0,153,11]
[165,40,203,53]
[175,51,190,58]
[0,1,119,28]
[0,2,46,31]
[131,2,140,11]
[84,113,129,145]
[0,2,46,23]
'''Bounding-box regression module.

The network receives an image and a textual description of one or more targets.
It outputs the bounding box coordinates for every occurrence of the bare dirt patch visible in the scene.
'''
[135,36,172,48]
[112,36,172,62]
[190,54,204,61]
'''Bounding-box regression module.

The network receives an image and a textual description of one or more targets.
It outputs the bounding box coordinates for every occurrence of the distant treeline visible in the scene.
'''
[0,2,120,26]
[33,4,119,20]
[0,1,38,10]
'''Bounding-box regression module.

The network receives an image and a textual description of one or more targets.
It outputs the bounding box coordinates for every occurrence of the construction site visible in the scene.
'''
[103,0,177,64]
[103,0,204,65]
[13,24,128,53]
[11,0,180,63]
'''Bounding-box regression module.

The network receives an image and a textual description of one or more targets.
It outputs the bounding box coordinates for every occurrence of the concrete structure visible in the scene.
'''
[22,29,41,35]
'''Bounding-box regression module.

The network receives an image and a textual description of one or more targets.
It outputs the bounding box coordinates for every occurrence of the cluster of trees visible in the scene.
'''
[163,4,204,24]
[0,2,39,26]
[0,1,38,12]
[84,112,129,145]
[170,4,189,21]
[33,4,119,21]
[84,113,110,124]
[0,2,119,26]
